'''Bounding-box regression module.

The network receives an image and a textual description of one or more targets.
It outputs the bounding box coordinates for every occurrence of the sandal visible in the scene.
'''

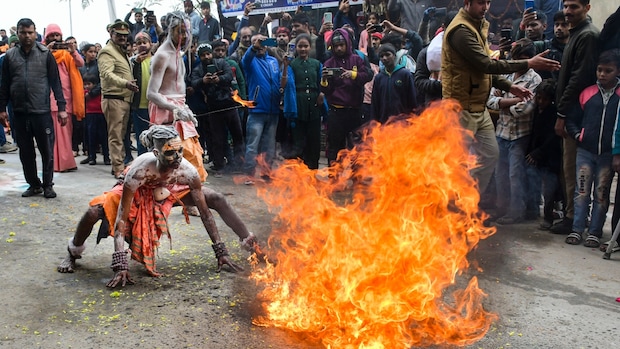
[565,232,583,245]
[583,235,600,248]
[599,240,620,253]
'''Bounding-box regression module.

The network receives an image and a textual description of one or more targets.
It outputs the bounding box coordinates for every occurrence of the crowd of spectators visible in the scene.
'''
[1,0,620,253]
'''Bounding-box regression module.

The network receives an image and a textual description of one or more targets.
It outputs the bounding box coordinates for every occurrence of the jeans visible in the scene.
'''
[0,123,6,145]
[527,165,561,222]
[562,137,577,219]
[243,113,278,175]
[460,109,499,194]
[572,148,613,237]
[495,136,530,219]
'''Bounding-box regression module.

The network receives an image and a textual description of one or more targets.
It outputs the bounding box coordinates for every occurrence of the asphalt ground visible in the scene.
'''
[1,146,620,349]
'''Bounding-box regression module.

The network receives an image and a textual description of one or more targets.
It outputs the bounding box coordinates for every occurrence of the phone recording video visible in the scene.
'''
[52,42,69,50]
[262,38,277,47]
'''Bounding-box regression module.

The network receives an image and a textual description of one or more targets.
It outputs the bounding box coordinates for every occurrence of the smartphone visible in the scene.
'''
[371,24,383,32]
[206,64,217,74]
[52,42,68,50]
[435,7,447,17]
[326,67,342,76]
[262,38,277,47]
[287,42,296,57]
[501,28,513,41]
[253,2,261,8]
[138,45,148,54]
[525,0,535,10]
[323,12,333,24]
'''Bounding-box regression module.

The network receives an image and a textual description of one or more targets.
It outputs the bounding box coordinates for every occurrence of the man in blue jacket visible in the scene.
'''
[241,34,281,184]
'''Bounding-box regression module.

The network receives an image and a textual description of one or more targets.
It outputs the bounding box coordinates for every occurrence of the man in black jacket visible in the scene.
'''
[0,18,67,199]
[551,0,599,234]
[190,42,244,174]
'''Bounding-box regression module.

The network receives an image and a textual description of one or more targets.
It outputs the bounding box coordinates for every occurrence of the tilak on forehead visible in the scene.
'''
[161,138,182,152]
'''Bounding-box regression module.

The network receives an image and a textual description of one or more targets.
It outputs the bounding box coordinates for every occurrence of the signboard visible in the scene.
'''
[220,0,364,18]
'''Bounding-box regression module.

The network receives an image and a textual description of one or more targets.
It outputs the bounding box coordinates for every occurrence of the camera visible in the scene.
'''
[501,28,513,41]
[206,64,217,74]
[371,24,383,33]
[52,42,69,50]
[146,10,155,23]
[325,67,342,76]
[435,7,447,17]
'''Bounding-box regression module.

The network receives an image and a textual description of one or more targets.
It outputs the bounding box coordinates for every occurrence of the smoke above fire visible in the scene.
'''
[250,100,497,348]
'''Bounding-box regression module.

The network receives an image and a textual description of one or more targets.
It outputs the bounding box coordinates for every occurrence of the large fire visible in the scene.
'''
[250,100,497,348]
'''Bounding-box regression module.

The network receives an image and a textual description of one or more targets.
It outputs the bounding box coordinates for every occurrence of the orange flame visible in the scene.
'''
[232,90,256,108]
[250,100,497,348]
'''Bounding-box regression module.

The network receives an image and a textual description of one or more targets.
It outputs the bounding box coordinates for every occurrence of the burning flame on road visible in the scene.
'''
[251,100,497,348]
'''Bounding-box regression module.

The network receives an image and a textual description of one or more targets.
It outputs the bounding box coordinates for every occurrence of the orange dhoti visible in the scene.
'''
[90,184,190,276]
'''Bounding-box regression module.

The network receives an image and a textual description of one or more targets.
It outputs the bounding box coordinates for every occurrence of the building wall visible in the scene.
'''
[588,2,617,29]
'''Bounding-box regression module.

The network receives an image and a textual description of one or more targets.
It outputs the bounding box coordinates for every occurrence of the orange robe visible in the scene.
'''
[90,183,190,276]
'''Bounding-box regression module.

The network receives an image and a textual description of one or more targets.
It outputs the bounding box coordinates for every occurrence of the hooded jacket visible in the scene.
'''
[371,62,417,123]
[321,28,373,108]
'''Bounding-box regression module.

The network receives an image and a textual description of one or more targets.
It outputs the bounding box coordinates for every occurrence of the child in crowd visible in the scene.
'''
[83,73,110,166]
[288,34,324,169]
[525,79,563,230]
[486,38,542,225]
[564,49,620,248]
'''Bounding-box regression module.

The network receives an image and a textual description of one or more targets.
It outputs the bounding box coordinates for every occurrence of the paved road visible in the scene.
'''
[1,150,619,349]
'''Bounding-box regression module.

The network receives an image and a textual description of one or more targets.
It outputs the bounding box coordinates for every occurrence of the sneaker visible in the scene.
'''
[43,186,57,198]
[0,158,4,164]
[88,159,96,165]
[79,158,90,165]
[0,141,18,153]
[550,218,573,235]
[22,186,43,197]
[104,158,111,166]
[244,179,255,185]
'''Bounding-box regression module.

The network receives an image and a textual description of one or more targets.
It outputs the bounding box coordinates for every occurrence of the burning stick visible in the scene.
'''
[231,90,256,108]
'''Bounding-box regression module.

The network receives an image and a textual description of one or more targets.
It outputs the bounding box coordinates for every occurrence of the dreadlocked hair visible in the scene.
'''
[140,125,179,151]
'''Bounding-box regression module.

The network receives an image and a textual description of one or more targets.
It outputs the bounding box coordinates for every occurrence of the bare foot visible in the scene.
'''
[57,252,78,273]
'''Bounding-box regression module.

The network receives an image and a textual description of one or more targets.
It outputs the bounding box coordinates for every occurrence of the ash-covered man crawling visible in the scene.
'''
[58,125,261,288]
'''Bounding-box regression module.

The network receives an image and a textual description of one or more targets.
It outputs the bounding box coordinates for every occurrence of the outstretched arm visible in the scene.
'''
[106,179,138,288]
[189,177,243,272]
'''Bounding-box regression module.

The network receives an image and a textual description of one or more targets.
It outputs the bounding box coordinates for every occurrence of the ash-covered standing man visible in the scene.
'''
[98,21,139,179]
[147,12,208,184]
[0,18,67,198]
